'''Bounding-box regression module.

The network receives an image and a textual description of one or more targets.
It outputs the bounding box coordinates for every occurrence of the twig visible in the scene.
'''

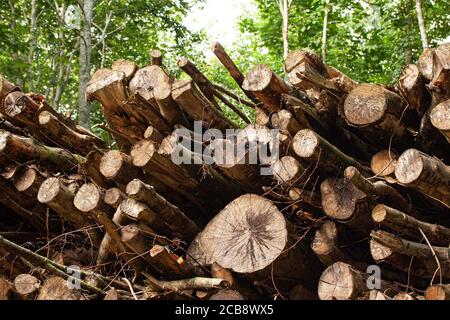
[418,227,442,285]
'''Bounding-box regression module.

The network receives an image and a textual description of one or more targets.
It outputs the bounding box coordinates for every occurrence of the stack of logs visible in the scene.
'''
[0,41,449,300]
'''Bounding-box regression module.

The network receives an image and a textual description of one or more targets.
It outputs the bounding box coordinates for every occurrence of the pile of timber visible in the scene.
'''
[0,42,449,301]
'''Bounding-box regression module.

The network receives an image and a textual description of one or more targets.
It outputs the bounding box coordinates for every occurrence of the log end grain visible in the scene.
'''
[73,183,101,213]
[292,129,319,158]
[394,148,423,184]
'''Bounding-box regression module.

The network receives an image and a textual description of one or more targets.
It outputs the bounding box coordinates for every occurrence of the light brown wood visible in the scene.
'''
[13,274,40,299]
[37,277,86,300]
[425,284,450,300]
[430,99,450,142]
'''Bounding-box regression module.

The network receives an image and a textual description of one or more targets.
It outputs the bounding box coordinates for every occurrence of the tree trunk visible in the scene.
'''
[321,0,329,63]
[415,0,429,49]
[78,0,94,128]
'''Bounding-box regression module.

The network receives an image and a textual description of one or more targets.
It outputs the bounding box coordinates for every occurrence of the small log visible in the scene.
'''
[311,220,354,266]
[272,156,307,187]
[242,64,290,113]
[368,290,390,300]
[210,290,244,300]
[12,166,45,198]
[430,99,450,142]
[292,129,370,176]
[211,42,259,104]
[120,223,153,263]
[371,230,449,261]
[398,64,429,116]
[149,245,195,279]
[151,49,163,66]
[37,276,86,300]
[418,43,450,81]
[104,288,121,300]
[343,84,411,147]
[0,129,85,172]
[38,110,104,155]
[425,284,450,300]
[172,79,238,130]
[372,204,450,247]
[393,292,422,300]
[13,274,40,299]
[325,65,357,93]
[318,261,394,300]
[99,150,141,185]
[287,284,318,300]
[153,82,187,127]
[270,109,302,136]
[255,107,270,126]
[104,188,126,209]
[120,198,170,235]
[111,59,138,80]
[395,148,450,207]
[285,50,328,93]
[144,126,164,143]
[37,177,100,244]
[126,179,199,241]
[370,149,398,181]
[0,277,12,300]
[0,75,18,103]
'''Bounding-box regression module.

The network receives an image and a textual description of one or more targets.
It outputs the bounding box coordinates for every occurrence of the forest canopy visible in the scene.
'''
[0,0,448,132]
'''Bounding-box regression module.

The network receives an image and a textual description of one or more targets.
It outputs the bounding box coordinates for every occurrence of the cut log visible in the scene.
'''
[37,276,86,300]
[12,166,45,198]
[0,75,18,103]
[371,230,449,261]
[418,43,450,81]
[144,126,164,144]
[194,194,323,292]
[242,64,290,113]
[372,204,450,247]
[398,64,429,116]
[425,284,450,300]
[272,156,307,187]
[210,289,244,300]
[104,188,126,209]
[325,65,358,93]
[270,109,302,136]
[172,80,238,130]
[111,59,138,80]
[151,49,163,66]
[343,84,411,147]
[318,261,394,300]
[13,274,40,299]
[311,220,354,266]
[149,245,195,279]
[153,82,187,127]
[285,50,328,93]
[292,129,370,176]
[430,99,450,142]
[395,148,450,207]
[37,177,100,244]
[126,179,199,241]
[211,42,259,104]
[0,129,85,172]
[38,110,104,155]
[104,288,121,300]
[120,223,153,264]
[370,149,398,181]
[393,292,421,300]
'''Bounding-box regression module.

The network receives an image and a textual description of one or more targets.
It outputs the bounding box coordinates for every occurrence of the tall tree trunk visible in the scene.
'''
[78,0,94,128]
[278,0,291,61]
[321,0,329,63]
[405,0,413,64]
[415,0,428,49]
[27,0,38,92]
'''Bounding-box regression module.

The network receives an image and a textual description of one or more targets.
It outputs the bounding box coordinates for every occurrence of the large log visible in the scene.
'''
[111,59,138,80]
[343,83,412,147]
[395,148,450,207]
[191,194,323,293]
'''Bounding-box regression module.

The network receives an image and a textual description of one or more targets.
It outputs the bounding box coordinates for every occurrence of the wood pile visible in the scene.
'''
[0,42,449,300]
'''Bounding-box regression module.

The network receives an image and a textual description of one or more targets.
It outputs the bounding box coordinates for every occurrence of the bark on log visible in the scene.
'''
[285,50,328,93]
[151,49,163,66]
[272,156,307,187]
[395,148,450,207]
[242,64,291,113]
[398,64,429,117]
[211,42,259,104]
[12,165,45,198]
[149,245,195,279]
[371,230,449,261]
[372,204,450,247]
[0,75,18,103]
[0,130,85,172]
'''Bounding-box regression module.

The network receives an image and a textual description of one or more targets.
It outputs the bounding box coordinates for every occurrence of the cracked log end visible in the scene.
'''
[74,183,101,213]
[198,194,287,274]
[394,148,423,184]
